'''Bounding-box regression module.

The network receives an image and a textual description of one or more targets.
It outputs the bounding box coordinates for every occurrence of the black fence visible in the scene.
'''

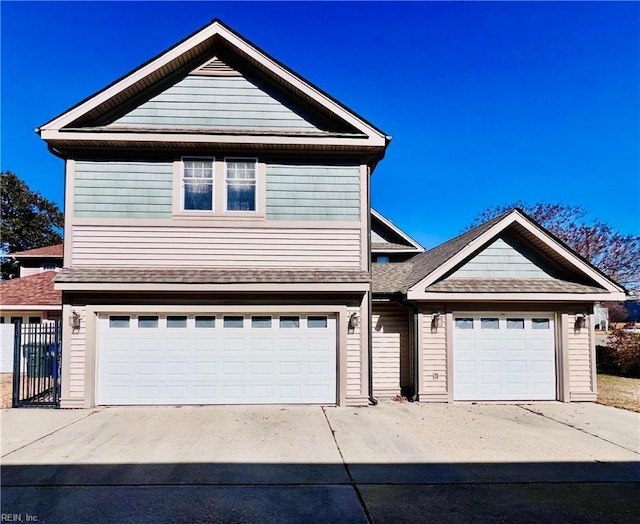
[12,321,62,407]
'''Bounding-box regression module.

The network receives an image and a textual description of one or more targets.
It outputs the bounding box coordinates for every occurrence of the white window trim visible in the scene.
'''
[224,157,259,214]
[173,157,264,219]
[180,156,215,213]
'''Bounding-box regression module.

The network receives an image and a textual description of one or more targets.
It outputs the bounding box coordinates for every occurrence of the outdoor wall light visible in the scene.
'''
[574,314,586,331]
[431,312,443,330]
[69,311,81,330]
[348,312,360,330]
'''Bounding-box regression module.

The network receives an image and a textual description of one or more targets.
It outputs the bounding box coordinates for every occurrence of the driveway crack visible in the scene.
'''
[322,407,373,524]
[516,405,639,456]
[1,409,103,459]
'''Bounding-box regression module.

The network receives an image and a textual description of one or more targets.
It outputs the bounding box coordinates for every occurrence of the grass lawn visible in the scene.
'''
[597,373,640,413]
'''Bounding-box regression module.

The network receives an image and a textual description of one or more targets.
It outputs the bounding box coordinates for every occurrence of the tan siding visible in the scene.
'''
[346,306,362,398]
[372,303,409,397]
[72,225,361,268]
[568,314,595,400]
[67,307,87,401]
[420,311,448,401]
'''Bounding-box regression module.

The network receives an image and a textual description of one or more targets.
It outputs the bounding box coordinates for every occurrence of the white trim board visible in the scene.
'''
[407,210,625,297]
[38,20,388,147]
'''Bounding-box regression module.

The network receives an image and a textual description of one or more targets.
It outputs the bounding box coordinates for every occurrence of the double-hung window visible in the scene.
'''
[183,158,214,211]
[225,159,257,212]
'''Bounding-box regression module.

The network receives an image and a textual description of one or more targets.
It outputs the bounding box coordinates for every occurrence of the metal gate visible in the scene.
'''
[13,321,62,407]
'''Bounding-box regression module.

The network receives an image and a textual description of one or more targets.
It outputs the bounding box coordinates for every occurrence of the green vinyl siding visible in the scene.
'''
[266,164,360,221]
[451,237,553,278]
[112,75,317,129]
[74,161,173,218]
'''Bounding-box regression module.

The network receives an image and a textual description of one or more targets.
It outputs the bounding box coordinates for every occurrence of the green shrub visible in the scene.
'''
[603,328,640,376]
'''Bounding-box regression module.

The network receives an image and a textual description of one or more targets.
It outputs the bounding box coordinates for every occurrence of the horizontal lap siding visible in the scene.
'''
[63,307,87,407]
[75,162,173,218]
[72,225,361,268]
[372,303,409,397]
[112,76,316,129]
[421,312,448,401]
[568,314,595,400]
[266,164,360,221]
[346,306,362,400]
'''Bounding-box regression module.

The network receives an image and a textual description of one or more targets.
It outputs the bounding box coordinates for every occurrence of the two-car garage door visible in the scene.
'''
[453,314,556,401]
[98,313,336,405]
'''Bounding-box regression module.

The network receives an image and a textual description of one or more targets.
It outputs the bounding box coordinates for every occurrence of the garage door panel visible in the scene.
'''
[98,314,336,405]
[137,362,159,376]
[456,360,476,374]
[454,314,556,401]
[251,338,274,351]
[480,339,500,352]
[506,383,527,396]
[194,362,216,376]
[481,360,501,373]
[505,339,527,351]
[505,360,526,373]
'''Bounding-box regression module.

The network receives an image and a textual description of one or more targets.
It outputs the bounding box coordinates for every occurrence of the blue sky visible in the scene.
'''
[1,1,638,248]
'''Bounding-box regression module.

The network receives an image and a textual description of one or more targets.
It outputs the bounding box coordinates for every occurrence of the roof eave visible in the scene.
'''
[38,19,389,146]
[407,210,626,295]
[405,290,627,302]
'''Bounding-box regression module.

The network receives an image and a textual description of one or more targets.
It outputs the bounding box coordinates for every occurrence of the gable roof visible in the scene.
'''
[371,209,424,253]
[0,272,62,308]
[404,209,626,299]
[406,211,510,288]
[7,244,64,258]
[38,19,389,156]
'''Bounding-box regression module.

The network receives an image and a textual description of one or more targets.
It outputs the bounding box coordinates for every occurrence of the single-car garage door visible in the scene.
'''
[98,313,336,405]
[453,314,556,401]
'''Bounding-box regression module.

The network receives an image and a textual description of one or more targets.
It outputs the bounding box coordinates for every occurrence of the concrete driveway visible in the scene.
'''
[2,402,639,523]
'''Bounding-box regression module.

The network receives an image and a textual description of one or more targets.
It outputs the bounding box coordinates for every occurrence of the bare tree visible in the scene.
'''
[470,202,639,290]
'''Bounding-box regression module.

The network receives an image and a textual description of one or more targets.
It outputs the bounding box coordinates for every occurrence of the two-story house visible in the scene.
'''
[39,20,389,408]
[39,20,625,409]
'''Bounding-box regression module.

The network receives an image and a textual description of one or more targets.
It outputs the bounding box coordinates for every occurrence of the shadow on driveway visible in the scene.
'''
[2,462,639,523]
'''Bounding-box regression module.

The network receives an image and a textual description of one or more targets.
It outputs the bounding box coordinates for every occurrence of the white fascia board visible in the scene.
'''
[407,210,625,294]
[40,21,387,143]
[508,215,626,293]
[40,129,385,147]
[371,247,422,253]
[405,291,628,302]
[39,24,221,131]
[0,305,62,311]
[213,25,387,141]
[407,212,519,292]
[371,209,424,251]
[10,254,63,259]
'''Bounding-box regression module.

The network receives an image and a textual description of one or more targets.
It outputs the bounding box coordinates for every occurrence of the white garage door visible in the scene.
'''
[453,314,556,401]
[98,313,336,405]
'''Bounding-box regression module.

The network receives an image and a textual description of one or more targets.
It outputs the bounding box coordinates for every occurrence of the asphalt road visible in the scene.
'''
[2,402,639,523]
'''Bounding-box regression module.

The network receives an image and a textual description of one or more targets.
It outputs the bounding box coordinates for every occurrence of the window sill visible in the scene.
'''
[172,213,265,221]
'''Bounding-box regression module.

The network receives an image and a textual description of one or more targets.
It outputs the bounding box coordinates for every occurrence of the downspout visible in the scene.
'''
[367,164,378,406]
[368,292,377,406]
[384,299,419,402]
[411,304,419,401]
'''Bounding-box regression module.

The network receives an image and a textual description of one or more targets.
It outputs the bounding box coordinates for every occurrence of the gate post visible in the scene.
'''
[12,323,21,408]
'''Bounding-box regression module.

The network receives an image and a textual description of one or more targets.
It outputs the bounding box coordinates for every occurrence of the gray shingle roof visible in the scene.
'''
[406,212,510,289]
[55,268,370,284]
[372,242,419,251]
[371,262,414,293]
[426,278,606,294]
